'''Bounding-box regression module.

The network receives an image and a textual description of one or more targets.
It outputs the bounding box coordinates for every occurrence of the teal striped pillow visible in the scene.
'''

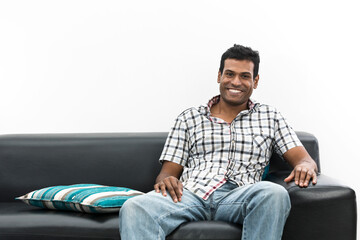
[16,184,144,213]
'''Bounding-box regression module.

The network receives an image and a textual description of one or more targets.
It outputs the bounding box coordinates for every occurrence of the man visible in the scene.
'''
[119,44,318,240]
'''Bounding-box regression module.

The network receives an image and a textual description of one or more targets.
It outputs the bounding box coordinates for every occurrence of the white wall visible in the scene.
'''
[1,0,359,232]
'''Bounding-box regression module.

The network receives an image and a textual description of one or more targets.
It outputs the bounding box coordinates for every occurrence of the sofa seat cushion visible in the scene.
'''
[167,221,242,240]
[0,202,120,240]
[0,203,243,240]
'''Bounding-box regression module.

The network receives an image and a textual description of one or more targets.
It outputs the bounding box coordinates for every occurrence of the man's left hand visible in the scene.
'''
[284,160,317,187]
[283,146,318,188]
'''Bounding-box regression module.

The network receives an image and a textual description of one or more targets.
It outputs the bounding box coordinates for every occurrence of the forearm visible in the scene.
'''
[156,172,178,184]
[155,161,183,183]
[284,146,318,171]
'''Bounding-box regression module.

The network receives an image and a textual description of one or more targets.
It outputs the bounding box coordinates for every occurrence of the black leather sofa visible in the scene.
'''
[0,132,357,240]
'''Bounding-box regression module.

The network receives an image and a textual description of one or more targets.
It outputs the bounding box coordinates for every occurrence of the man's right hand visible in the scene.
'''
[154,176,183,203]
[154,161,184,203]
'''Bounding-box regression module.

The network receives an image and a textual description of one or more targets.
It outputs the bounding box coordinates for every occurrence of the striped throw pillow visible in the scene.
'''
[16,184,144,213]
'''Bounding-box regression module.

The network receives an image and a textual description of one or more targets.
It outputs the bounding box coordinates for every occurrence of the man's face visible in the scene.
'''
[217,58,259,107]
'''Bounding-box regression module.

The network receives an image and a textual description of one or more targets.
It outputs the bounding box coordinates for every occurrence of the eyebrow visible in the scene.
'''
[224,69,251,75]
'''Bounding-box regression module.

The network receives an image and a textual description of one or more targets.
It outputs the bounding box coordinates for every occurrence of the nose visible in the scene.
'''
[230,74,243,87]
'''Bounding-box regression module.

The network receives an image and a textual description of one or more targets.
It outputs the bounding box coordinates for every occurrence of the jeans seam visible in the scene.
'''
[157,225,164,240]
[217,201,247,205]
[285,200,291,217]
[214,201,247,217]
[156,204,207,222]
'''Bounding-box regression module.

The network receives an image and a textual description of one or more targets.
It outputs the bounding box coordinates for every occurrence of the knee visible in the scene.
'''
[120,192,169,220]
[261,181,288,195]
[253,182,291,208]
[120,194,148,219]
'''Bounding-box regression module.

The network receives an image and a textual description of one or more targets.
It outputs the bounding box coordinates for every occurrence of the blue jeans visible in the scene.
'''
[119,181,291,240]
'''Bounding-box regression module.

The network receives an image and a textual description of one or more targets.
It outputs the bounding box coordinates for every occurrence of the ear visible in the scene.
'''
[217,71,221,83]
[253,74,259,89]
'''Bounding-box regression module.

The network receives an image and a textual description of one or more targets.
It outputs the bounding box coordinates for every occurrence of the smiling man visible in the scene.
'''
[119,44,318,240]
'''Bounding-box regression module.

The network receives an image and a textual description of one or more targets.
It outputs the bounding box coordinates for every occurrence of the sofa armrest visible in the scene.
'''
[266,172,357,240]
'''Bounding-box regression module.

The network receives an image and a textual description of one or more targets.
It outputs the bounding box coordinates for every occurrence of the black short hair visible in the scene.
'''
[219,44,260,78]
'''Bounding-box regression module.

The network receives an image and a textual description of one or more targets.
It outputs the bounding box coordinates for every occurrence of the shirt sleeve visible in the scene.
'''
[273,110,303,156]
[159,116,189,166]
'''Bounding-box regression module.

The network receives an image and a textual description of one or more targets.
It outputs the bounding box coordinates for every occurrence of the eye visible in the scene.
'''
[225,72,234,77]
[241,74,251,79]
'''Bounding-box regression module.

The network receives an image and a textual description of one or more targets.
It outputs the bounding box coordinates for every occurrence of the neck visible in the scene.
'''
[211,98,249,123]
[218,98,248,114]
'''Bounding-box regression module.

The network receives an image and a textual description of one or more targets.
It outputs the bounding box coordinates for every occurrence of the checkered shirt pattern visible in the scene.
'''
[159,95,302,200]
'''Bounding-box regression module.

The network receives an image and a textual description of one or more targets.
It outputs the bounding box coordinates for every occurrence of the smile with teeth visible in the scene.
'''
[228,88,242,93]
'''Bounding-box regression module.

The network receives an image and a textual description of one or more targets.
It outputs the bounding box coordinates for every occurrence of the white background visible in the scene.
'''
[1,0,359,234]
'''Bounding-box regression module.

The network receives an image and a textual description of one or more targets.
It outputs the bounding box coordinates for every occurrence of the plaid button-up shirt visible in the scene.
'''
[159,95,302,200]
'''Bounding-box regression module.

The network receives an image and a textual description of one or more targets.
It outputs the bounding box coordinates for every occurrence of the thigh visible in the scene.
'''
[150,189,209,221]
[120,189,211,239]
[213,181,289,223]
[123,188,210,224]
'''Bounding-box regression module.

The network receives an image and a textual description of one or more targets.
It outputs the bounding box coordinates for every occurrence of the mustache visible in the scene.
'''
[225,85,246,91]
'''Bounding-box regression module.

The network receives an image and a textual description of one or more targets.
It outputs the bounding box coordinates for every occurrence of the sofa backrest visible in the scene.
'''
[0,132,319,202]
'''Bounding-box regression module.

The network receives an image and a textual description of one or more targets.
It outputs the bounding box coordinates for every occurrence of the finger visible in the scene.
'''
[294,168,301,185]
[303,170,312,187]
[299,168,308,187]
[178,181,183,195]
[284,170,295,183]
[178,182,183,202]
[159,182,167,197]
[170,178,182,200]
[172,178,184,201]
[164,180,178,203]
[312,171,318,185]
[154,183,160,193]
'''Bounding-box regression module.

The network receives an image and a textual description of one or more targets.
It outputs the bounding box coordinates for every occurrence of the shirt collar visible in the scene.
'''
[206,95,258,117]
